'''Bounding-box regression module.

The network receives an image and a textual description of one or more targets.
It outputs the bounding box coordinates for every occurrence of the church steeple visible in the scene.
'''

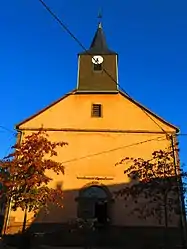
[81,22,116,55]
[77,22,118,92]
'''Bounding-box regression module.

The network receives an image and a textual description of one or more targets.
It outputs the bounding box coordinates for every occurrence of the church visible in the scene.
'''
[5,21,185,247]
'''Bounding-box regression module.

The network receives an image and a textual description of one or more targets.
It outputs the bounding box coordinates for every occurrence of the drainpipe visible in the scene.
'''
[170,135,187,249]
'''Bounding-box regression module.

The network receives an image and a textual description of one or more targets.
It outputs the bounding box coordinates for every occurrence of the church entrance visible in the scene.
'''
[95,201,108,224]
[77,185,112,225]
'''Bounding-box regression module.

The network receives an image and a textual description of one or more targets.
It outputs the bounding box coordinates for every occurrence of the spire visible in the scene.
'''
[98,8,102,28]
[80,13,116,55]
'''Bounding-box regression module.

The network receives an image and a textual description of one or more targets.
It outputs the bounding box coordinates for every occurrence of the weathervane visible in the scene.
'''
[98,8,102,28]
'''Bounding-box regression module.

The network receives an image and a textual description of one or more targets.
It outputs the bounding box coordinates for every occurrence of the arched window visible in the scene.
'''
[81,186,107,199]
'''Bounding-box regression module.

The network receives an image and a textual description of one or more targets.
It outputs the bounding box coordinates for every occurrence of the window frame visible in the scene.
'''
[91,103,102,118]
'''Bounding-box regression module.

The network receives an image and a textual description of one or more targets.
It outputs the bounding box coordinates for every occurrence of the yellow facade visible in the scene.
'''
[6,91,179,233]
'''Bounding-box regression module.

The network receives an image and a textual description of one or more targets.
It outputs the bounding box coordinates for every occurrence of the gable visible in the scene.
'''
[16,90,179,133]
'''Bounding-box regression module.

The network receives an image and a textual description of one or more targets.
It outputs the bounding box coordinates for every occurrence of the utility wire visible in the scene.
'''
[61,136,166,164]
[38,0,87,52]
[2,134,16,158]
[38,0,170,136]
[0,126,16,135]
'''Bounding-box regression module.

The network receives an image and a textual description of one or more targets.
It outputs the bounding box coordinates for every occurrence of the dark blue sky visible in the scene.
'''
[0,0,187,164]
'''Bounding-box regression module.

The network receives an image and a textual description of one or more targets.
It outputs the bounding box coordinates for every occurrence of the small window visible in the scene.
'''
[92,104,102,117]
[93,63,102,71]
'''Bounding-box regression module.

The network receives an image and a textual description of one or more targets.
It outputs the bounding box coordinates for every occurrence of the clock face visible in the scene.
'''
[92,55,104,64]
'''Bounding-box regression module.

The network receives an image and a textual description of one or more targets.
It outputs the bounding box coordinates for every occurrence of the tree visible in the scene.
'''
[115,142,187,247]
[0,130,67,233]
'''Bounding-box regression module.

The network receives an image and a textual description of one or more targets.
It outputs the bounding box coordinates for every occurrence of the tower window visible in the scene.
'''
[92,104,102,117]
[93,63,102,71]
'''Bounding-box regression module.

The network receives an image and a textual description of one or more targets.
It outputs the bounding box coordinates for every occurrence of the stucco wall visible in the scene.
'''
[9,92,178,231]
[18,92,176,133]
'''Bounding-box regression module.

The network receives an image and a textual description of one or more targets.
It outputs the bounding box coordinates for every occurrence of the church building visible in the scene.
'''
[5,21,185,247]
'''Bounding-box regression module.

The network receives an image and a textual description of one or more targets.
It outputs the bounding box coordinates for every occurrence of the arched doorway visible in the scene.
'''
[77,185,113,225]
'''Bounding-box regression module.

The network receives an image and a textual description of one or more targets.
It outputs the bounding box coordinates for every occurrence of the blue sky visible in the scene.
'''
[0,0,187,165]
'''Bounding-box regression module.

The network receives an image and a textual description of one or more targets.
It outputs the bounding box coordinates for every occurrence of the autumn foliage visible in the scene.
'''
[0,130,67,214]
[115,145,186,225]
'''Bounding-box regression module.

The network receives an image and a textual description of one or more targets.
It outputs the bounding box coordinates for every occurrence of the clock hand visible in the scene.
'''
[95,58,99,64]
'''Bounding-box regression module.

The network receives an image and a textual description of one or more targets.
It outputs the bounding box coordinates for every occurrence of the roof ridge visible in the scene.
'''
[15,89,77,129]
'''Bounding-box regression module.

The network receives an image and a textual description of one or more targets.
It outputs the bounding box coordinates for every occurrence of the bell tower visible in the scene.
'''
[77,22,118,92]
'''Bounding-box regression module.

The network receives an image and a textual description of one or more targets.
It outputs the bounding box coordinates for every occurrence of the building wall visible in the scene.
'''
[8,92,179,233]
[18,92,176,132]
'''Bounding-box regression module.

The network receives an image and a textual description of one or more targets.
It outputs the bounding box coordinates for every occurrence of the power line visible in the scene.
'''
[0,126,16,135]
[61,136,166,164]
[178,134,187,136]
[38,0,170,136]
[38,0,88,52]
[2,134,16,158]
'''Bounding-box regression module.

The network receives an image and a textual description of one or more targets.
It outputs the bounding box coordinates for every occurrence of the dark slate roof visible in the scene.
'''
[80,23,117,55]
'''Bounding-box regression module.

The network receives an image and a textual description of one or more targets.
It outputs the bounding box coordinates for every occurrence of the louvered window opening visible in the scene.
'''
[92,104,102,117]
[93,63,102,71]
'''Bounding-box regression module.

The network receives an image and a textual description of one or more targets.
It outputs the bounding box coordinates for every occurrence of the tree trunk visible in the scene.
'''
[1,197,11,235]
[22,206,28,233]
[19,206,31,249]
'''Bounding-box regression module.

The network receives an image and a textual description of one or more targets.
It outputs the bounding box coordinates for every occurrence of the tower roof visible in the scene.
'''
[80,22,117,55]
